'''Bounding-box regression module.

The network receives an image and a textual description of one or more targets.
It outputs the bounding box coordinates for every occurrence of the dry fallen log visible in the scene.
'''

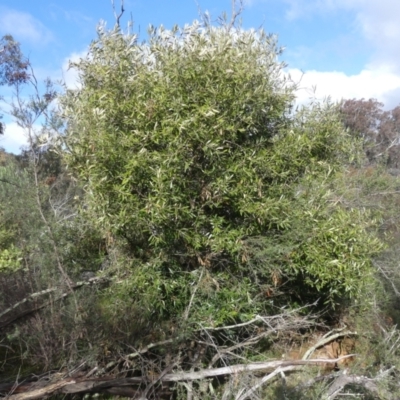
[4,355,355,400]
[161,355,355,382]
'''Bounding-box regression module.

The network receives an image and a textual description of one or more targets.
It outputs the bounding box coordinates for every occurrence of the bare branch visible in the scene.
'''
[228,0,244,30]
[4,356,356,400]
[183,267,204,321]
[0,276,109,328]
[162,355,356,382]
[325,373,382,399]
[302,330,358,360]
[236,366,296,400]
[201,303,319,331]
[111,0,125,27]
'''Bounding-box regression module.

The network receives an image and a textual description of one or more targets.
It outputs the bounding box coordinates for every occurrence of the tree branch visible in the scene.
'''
[0,276,109,328]
[4,356,356,400]
[162,355,356,382]
[302,330,358,360]
[111,0,125,27]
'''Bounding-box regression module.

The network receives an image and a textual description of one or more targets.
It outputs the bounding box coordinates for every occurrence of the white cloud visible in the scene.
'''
[61,50,88,89]
[289,66,400,109]
[280,0,400,70]
[0,8,53,45]
[269,0,400,107]
[0,122,29,154]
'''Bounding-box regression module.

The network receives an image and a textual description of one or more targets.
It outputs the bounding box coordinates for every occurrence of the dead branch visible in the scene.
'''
[228,0,244,30]
[235,366,297,400]
[4,356,356,400]
[302,330,358,360]
[183,267,204,321]
[111,0,125,27]
[292,371,340,392]
[208,333,265,368]
[0,287,57,320]
[103,338,175,372]
[201,309,321,368]
[0,276,109,329]
[162,355,356,382]
[374,259,400,297]
[325,373,381,399]
[201,302,319,332]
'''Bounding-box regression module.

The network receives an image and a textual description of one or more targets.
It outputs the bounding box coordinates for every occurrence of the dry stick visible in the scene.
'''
[208,331,271,368]
[0,277,109,328]
[202,302,319,331]
[104,338,175,372]
[205,309,320,367]
[302,331,358,360]
[182,268,205,400]
[324,366,396,400]
[140,362,178,400]
[5,356,356,400]
[228,0,244,30]
[374,260,400,297]
[30,125,75,294]
[0,288,57,320]
[325,374,381,400]
[293,371,339,393]
[7,379,78,400]
[111,0,124,27]
[162,355,356,382]
[0,277,108,320]
[183,267,204,321]
[235,366,296,400]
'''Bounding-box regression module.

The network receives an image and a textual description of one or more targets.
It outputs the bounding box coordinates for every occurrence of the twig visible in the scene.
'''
[228,0,244,30]
[183,267,204,321]
[111,0,125,27]
[302,331,358,360]
[325,373,381,399]
[4,356,356,400]
[236,366,296,400]
[374,259,400,297]
[104,338,175,371]
[201,302,319,331]
[0,276,109,327]
[208,331,272,367]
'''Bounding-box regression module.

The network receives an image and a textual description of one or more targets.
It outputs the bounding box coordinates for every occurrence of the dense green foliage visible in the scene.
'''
[0,157,35,273]
[60,22,381,327]
[3,14,400,399]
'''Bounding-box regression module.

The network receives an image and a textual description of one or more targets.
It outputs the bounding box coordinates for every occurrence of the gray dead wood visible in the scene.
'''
[0,276,109,328]
[325,373,381,399]
[5,355,355,400]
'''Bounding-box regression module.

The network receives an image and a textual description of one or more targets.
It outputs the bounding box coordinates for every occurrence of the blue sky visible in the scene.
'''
[1,0,400,153]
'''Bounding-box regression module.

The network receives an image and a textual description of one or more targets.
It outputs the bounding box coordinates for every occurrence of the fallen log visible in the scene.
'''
[4,355,355,400]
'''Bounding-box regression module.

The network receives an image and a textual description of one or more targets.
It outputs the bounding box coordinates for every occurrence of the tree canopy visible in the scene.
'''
[60,22,380,325]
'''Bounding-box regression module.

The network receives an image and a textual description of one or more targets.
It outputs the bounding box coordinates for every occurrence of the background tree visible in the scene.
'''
[0,41,109,379]
[340,98,400,167]
[0,35,29,135]
[339,98,400,333]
